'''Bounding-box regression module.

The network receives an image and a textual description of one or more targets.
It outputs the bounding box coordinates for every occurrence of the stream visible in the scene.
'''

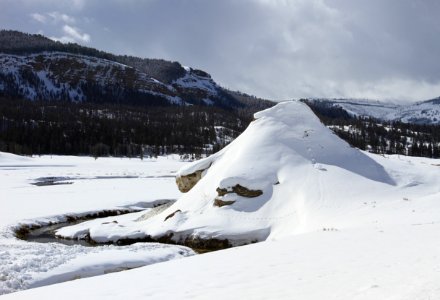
[25,221,97,247]
[17,202,175,248]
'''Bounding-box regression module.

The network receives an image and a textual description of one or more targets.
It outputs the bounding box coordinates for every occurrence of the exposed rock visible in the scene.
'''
[176,170,204,193]
[114,234,231,252]
[232,184,263,197]
[164,209,182,221]
[213,199,236,207]
[183,236,231,252]
[216,187,229,196]
[216,184,263,198]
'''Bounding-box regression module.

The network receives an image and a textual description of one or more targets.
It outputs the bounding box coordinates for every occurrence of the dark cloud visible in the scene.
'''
[1,0,439,101]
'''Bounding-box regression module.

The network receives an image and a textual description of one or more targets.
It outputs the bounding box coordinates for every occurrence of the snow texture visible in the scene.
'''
[0,153,194,295]
[1,101,440,298]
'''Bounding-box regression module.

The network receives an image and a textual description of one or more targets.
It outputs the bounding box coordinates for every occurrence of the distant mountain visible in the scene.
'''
[0,30,272,110]
[303,98,440,159]
[304,97,440,125]
[0,30,274,157]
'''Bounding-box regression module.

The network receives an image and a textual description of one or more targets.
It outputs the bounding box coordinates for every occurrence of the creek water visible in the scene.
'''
[25,221,97,247]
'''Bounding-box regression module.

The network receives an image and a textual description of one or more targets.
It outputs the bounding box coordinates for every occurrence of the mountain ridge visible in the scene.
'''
[0,30,272,110]
[304,97,440,125]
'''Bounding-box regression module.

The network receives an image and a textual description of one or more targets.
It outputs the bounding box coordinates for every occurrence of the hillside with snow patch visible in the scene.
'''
[310,98,440,124]
[0,30,277,109]
[0,52,236,107]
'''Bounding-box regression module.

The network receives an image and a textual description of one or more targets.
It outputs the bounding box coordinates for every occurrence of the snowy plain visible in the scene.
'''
[0,153,194,294]
[1,101,440,299]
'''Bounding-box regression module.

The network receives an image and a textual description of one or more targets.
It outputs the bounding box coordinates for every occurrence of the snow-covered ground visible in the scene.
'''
[0,153,194,295]
[3,224,440,300]
[1,101,440,299]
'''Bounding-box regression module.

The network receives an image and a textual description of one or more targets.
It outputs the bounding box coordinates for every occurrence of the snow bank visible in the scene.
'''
[0,240,193,295]
[0,152,31,164]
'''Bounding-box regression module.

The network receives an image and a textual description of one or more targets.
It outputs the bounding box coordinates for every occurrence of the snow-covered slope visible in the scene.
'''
[0,30,273,110]
[57,101,422,246]
[0,52,174,102]
[0,52,238,108]
[310,98,440,124]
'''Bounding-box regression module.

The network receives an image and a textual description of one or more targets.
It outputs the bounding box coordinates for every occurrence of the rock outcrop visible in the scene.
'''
[214,184,263,207]
[216,184,263,198]
[176,170,204,193]
[213,199,236,207]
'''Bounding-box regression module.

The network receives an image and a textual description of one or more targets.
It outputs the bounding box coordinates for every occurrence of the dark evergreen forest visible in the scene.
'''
[0,97,257,158]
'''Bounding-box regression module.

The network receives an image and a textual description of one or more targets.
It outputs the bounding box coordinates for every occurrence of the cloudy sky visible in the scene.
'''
[1,0,439,102]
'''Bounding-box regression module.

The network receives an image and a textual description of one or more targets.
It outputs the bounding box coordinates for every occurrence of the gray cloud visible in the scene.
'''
[1,0,440,101]
[51,25,90,44]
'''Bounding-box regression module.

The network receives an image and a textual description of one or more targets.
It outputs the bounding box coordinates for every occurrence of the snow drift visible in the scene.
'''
[57,101,397,245]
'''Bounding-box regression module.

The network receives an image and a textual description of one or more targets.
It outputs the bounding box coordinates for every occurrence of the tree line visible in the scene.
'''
[0,97,253,158]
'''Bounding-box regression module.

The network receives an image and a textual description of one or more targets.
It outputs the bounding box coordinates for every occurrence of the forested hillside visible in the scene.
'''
[0,30,274,157]
[0,30,272,110]
[0,97,264,157]
[304,99,440,158]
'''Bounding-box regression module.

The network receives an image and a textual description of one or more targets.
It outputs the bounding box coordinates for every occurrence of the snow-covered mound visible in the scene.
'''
[57,101,401,245]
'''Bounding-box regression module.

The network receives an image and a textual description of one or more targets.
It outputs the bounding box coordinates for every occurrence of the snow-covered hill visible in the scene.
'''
[0,30,277,109]
[56,101,438,247]
[309,97,440,124]
[0,51,236,107]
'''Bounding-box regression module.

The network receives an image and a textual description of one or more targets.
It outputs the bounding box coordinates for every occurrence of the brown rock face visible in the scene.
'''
[176,170,203,193]
[232,184,263,197]
[216,187,229,196]
[164,209,182,221]
[216,184,263,198]
[213,199,236,207]
[214,184,263,207]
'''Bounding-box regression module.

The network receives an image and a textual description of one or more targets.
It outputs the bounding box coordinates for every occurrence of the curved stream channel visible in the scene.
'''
[25,221,100,247]
[3,203,207,294]
[16,201,226,253]
[5,202,232,294]
[17,202,174,247]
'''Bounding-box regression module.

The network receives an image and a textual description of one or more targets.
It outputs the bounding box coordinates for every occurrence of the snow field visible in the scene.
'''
[1,101,440,298]
[0,153,195,294]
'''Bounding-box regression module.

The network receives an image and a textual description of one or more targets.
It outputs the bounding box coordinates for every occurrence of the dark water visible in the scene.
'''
[25,222,97,247]
[31,175,175,186]
[22,201,175,247]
